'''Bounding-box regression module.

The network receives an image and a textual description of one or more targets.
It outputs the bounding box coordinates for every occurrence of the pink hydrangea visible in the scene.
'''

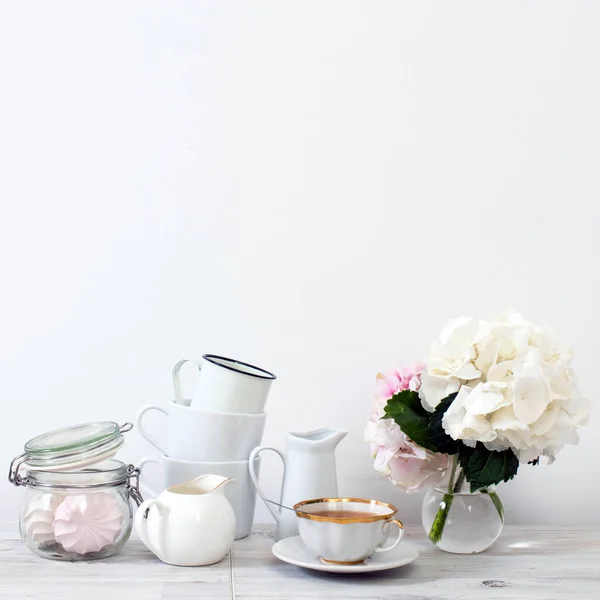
[370,362,426,420]
[366,362,450,492]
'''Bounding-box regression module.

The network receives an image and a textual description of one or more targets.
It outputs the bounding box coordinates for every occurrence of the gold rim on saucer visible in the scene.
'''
[293,497,399,524]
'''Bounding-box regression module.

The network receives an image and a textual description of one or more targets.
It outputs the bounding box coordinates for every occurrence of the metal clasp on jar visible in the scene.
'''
[8,453,30,487]
[126,464,144,506]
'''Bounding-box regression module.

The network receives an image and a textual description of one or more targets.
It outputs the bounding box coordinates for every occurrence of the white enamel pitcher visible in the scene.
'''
[135,474,235,566]
[249,428,347,540]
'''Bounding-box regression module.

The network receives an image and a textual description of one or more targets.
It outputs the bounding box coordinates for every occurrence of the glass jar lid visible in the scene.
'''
[9,421,133,485]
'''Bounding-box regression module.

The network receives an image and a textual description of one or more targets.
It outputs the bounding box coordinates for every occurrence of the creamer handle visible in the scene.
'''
[135,499,166,559]
[248,446,285,524]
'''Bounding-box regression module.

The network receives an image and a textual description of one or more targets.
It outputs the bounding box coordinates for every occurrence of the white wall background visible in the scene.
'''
[1,1,599,526]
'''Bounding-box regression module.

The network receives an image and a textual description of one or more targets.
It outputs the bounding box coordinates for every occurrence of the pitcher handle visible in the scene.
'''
[172,359,202,405]
[135,498,166,559]
[135,405,168,455]
[248,446,285,524]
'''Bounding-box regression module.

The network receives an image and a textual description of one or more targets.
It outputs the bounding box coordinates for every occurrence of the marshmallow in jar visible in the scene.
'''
[9,421,143,560]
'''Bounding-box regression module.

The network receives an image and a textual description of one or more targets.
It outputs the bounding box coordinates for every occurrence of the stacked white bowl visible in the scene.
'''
[136,355,276,539]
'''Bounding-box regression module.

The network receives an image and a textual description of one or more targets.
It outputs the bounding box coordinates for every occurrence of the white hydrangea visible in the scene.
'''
[419,312,590,463]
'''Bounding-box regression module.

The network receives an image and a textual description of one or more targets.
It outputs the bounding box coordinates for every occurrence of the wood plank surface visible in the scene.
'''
[0,524,597,599]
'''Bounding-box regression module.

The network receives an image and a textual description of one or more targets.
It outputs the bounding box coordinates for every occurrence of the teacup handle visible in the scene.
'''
[172,359,202,405]
[375,519,405,554]
[248,446,286,524]
[136,456,163,498]
[135,405,168,455]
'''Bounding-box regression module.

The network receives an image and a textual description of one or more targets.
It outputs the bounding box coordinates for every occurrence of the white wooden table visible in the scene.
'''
[0,524,597,599]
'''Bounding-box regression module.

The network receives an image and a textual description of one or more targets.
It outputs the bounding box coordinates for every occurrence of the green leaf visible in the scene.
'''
[428,393,461,455]
[383,390,436,451]
[457,443,476,468]
[459,443,519,492]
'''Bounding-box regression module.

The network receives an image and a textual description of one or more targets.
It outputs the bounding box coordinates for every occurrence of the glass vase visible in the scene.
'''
[421,459,504,554]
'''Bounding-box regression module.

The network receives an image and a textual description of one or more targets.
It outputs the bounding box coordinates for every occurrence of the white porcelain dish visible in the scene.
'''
[272,535,419,574]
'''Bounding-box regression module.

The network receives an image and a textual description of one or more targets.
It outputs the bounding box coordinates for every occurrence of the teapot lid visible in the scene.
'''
[9,421,133,485]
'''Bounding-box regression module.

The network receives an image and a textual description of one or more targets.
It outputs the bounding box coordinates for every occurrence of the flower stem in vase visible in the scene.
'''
[428,491,454,544]
[428,456,462,545]
[481,489,505,522]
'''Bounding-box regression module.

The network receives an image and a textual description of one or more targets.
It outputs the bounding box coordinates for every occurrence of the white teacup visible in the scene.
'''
[294,498,404,564]
[136,400,267,462]
[188,355,276,413]
[137,455,260,540]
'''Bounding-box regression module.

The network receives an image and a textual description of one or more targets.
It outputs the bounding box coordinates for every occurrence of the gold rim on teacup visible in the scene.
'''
[293,498,399,524]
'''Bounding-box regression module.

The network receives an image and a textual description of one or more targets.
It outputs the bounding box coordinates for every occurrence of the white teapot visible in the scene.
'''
[135,474,235,566]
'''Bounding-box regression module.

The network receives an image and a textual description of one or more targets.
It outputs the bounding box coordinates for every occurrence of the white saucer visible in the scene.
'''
[272,536,419,574]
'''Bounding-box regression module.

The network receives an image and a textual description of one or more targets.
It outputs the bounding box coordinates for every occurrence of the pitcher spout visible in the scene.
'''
[288,428,347,448]
[169,474,233,495]
[331,429,347,447]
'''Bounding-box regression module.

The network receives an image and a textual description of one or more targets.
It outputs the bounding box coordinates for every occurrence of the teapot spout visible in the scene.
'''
[169,474,233,496]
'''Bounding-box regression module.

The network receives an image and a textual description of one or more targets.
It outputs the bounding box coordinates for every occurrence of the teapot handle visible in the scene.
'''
[248,446,285,524]
[135,499,166,559]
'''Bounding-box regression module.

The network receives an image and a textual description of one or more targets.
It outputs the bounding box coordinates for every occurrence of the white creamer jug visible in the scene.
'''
[135,474,235,566]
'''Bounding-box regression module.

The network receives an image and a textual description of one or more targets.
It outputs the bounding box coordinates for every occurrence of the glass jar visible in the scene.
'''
[9,421,143,561]
[421,464,504,554]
